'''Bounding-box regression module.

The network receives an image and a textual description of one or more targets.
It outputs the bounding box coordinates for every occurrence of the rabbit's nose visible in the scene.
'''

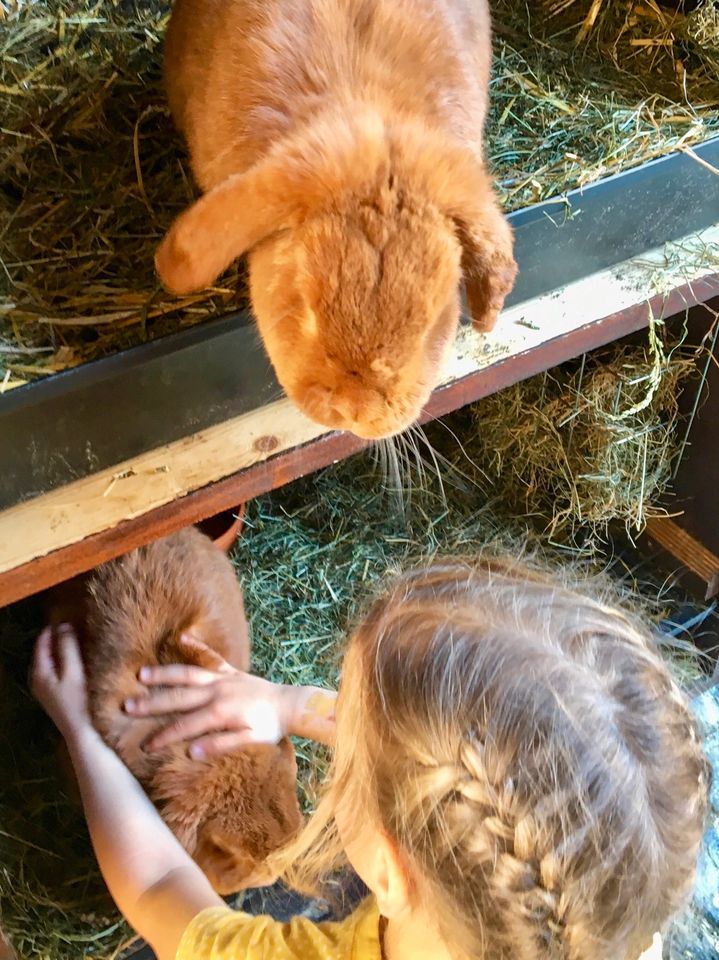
[300,384,361,429]
[299,382,399,436]
[328,394,361,425]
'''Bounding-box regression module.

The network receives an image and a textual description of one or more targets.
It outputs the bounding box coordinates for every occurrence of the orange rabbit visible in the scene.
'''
[48,527,301,895]
[156,0,517,439]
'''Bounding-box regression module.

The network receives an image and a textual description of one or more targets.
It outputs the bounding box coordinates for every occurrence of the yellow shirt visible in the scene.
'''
[176,895,662,960]
[176,895,381,960]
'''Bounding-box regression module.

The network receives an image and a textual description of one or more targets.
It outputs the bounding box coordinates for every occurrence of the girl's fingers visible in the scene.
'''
[125,685,213,716]
[138,663,217,687]
[143,707,234,752]
[187,730,260,760]
[55,624,84,677]
[31,627,55,683]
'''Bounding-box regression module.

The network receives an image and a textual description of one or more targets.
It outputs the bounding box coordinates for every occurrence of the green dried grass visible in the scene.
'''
[1,0,718,384]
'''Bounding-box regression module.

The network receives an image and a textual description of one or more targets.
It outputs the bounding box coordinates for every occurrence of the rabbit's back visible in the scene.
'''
[82,528,249,775]
[164,0,493,190]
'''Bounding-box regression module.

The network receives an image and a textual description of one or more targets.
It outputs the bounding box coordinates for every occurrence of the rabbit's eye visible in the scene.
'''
[207,840,235,863]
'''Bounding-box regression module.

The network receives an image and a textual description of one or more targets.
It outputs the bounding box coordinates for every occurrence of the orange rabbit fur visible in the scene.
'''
[48,527,302,895]
[156,0,517,439]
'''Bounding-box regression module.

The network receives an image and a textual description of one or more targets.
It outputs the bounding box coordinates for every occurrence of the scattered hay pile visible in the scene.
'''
[0,0,246,390]
[2,0,718,383]
[540,0,719,86]
[488,0,719,205]
[468,318,698,549]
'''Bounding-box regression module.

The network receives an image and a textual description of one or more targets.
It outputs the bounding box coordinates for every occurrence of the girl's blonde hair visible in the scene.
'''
[280,556,709,960]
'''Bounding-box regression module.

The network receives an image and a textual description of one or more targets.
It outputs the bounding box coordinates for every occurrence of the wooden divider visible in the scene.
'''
[1,224,718,607]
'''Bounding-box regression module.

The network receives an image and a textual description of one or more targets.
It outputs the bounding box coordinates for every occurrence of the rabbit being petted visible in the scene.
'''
[156,0,517,439]
[48,528,301,895]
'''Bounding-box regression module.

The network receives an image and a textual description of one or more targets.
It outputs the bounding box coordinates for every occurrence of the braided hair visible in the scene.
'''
[282,557,709,960]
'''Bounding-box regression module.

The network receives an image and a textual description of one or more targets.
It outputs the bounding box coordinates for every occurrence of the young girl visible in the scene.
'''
[32,557,709,960]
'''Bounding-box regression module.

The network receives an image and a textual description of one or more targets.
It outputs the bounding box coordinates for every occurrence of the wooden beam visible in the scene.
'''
[1,226,718,607]
[645,517,719,601]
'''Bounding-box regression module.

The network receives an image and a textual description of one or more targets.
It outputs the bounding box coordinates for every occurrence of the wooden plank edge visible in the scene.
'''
[2,271,718,609]
[644,518,719,585]
[645,517,719,601]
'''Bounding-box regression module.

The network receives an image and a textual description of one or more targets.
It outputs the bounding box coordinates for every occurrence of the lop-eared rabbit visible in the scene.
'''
[156,0,517,439]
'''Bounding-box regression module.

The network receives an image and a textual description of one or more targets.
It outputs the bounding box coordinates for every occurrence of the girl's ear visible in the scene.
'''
[372,832,412,918]
[155,160,299,295]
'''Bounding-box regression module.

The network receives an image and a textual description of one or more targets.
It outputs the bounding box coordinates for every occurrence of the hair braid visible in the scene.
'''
[414,735,573,959]
[277,557,710,960]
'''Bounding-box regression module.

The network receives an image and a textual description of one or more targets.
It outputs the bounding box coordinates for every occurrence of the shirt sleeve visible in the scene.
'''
[176,907,279,960]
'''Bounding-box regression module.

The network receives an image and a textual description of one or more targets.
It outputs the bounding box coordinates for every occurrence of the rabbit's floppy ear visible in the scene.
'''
[441,168,517,333]
[155,159,300,296]
[410,135,517,332]
[453,196,517,333]
[156,107,389,295]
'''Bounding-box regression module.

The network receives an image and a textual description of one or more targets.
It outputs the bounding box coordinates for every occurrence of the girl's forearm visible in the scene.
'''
[285,685,337,746]
[65,725,221,960]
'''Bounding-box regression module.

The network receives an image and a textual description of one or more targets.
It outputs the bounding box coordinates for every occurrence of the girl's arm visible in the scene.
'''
[126,634,337,757]
[32,627,222,960]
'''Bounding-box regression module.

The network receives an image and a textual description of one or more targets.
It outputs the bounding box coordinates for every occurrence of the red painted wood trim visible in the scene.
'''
[2,272,718,609]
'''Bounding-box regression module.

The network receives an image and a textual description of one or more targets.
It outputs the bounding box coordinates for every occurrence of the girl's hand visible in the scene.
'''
[31,624,93,742]
[125,635,295,758]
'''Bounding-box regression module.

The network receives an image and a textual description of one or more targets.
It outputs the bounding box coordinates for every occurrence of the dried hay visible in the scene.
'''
[0,0,247,390]
[467,313,703,550]
[1,0,718,384]
[538,0,719,87]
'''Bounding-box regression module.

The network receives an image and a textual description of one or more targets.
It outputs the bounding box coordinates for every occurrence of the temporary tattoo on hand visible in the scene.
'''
[304,691,336,722]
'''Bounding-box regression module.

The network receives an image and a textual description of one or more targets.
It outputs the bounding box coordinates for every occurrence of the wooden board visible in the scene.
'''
[644,517,719,601]
[1,225,718,607]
